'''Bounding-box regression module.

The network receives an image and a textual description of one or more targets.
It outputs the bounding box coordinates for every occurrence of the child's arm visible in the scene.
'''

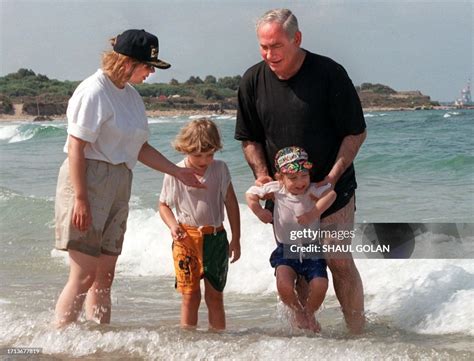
[225,182,241,263]
[245,192,273,224]
[296,190,337,225]
[158,202,185,241]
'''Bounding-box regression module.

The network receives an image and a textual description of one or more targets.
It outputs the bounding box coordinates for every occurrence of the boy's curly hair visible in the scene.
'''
[173,118,223,154]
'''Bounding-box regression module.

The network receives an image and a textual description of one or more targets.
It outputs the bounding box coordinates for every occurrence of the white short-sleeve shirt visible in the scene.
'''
[64,69,150,169]
[160,159,231,227]
[246,181,331,244]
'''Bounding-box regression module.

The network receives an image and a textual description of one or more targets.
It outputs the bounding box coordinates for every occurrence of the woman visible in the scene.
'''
[54,29,203,327]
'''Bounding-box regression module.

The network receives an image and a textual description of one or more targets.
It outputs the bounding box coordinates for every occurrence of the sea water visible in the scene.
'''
[0,109,473,360]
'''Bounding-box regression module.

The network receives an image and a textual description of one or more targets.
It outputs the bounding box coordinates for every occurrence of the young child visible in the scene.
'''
[246,146,336,332]
[159,118,241,330]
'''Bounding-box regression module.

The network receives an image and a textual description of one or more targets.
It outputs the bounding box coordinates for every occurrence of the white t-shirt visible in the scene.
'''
[64,69,150,169]
[246,181,331,245]
[159,159,231,227]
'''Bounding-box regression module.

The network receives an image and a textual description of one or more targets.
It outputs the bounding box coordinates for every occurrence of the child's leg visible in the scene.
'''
[295,277,309,308]
[54,250,99,327]
[204,279,225,330]
[84,253,119,324]
[181,289,201,328]
[305,277,329,332]
[275,265,307,329]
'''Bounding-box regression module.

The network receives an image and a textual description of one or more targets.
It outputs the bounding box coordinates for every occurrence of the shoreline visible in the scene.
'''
[0,106,464,122]
[0,109,238,122]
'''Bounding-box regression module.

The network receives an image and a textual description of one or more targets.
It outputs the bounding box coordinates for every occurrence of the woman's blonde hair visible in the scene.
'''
[173,118,223,154]
[102,37,140,86]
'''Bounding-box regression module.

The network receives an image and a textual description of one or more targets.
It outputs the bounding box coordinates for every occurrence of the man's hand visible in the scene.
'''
[255,175,273,186]
[255,176,275,201]
[316,177,335,190]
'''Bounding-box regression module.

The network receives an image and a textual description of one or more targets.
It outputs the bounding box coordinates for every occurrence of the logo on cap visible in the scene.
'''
[150,47,158,60]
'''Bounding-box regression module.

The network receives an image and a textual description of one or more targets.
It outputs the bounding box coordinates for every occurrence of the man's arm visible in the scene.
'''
[241,141,273,185]
[324,130,367,186]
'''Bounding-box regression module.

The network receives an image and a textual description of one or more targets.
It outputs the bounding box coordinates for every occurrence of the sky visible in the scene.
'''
[0,0,472,102]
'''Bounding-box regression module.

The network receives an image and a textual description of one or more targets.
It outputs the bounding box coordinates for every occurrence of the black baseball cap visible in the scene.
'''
[113,29,171,69]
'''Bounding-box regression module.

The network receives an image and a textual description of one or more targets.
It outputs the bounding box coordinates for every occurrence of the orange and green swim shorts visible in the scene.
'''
[172,224,229,294]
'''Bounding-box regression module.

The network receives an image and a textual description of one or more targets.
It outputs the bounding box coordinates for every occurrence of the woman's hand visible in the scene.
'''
[175,167,206,188]
[72,197,92,232]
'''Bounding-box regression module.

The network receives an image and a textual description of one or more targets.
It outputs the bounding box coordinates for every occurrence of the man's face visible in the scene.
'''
[257,22,302,79]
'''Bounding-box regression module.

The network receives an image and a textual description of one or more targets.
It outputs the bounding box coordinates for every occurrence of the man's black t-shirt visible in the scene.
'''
[235,51,366,217]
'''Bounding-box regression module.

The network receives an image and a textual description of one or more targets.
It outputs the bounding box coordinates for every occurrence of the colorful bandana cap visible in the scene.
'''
[274,146,313,174]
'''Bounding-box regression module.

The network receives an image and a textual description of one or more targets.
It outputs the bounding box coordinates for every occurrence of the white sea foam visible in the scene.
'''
[415,289,474,335]
[147,117,188,124]
[443,111,461,118]
[363,113,388,118]
[215,115,236,120]
[118,205,277,294]
[360,259,474,335]
[49,205,474,337]
[189,114,208,119]
[0,123,66,143]
[0,308,457,360]
[0,124,24,142]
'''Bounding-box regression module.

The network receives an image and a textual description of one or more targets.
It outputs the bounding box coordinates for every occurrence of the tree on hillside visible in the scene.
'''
[185,76,204,85]
[360,83,396,94]
[217,75,241,90]
[17,68,36,78]
[204,75,217,84]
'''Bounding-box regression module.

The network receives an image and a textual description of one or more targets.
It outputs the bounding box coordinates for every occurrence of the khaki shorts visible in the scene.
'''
[55,159,132,257]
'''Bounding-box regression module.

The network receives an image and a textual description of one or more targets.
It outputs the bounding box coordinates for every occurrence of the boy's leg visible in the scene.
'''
[304,277,329,332]
[204,279,225,330]
[276,265,308,329]
[54,250,99,327]
[84,253,119,324]
[181,290,201,328]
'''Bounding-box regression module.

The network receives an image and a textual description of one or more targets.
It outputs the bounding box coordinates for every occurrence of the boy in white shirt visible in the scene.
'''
[246,146,336,332]
[159,119,241,330]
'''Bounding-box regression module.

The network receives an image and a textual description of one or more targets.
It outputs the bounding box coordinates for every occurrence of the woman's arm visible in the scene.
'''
[138,142,205,188]
[68,135,92,232]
